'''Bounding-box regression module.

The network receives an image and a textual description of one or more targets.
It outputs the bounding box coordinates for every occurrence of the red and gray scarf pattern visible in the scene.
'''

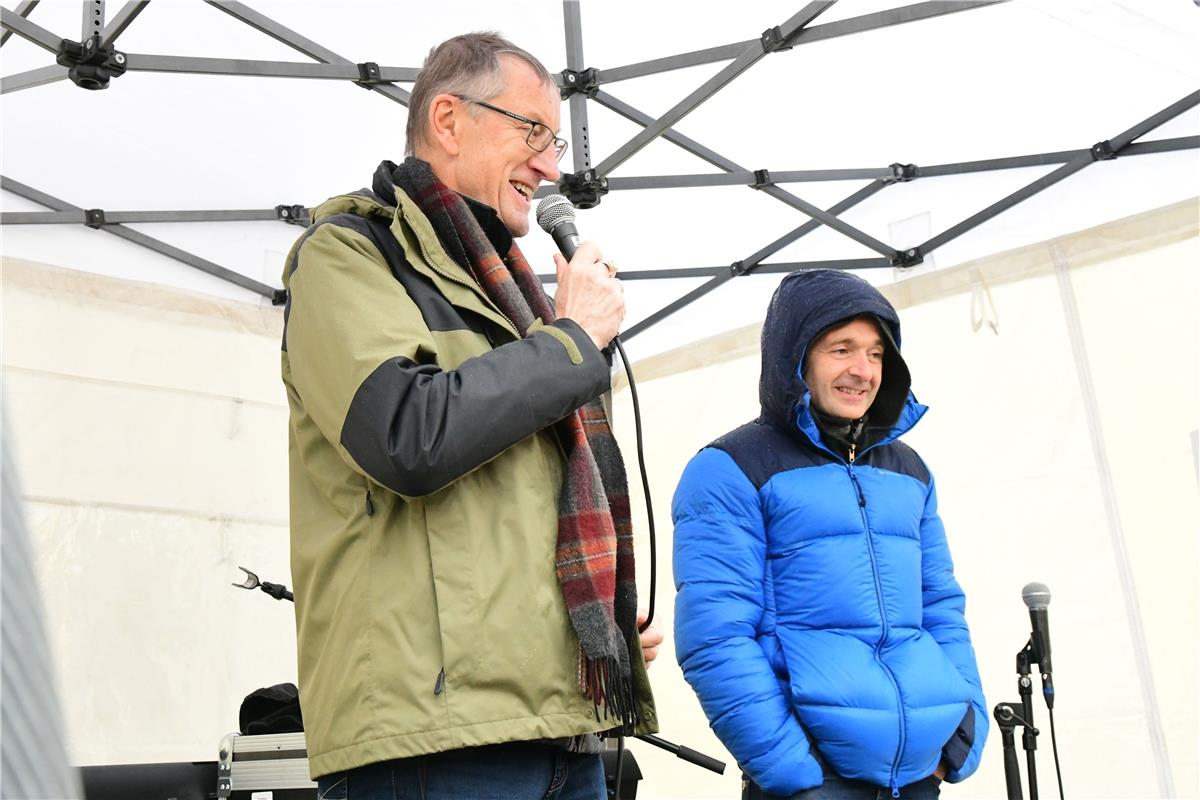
[393,158,640,728]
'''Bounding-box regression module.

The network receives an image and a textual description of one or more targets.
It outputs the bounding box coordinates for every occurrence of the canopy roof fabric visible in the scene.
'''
[2,0,1197,359]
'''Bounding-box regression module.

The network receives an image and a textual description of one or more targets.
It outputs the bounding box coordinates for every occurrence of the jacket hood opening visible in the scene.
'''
[758,270,912,439]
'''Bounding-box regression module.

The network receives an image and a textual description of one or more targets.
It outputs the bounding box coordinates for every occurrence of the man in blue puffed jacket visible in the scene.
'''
[673,269,987,799]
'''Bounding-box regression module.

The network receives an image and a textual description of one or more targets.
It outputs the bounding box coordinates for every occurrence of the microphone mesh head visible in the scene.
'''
[1021,582,1051,610]
[536,194,575,234]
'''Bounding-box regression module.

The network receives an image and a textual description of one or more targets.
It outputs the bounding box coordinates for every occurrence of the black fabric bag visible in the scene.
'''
[239,682,304,735]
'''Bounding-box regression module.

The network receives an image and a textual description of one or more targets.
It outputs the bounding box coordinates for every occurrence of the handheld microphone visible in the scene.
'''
[1021,582,1054,708]
[535,194,581,260]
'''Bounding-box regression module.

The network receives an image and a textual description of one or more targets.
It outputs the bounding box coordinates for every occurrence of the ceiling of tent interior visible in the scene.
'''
[2,0,1197,360]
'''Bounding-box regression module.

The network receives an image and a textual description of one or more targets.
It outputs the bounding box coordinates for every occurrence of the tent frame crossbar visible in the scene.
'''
[0,175,284,303]
[1,0,1196,326]
[2,136,1193,228]
[595,0,1006,85]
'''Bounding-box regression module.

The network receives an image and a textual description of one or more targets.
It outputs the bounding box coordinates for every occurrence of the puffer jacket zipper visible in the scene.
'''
[848,461,905,797]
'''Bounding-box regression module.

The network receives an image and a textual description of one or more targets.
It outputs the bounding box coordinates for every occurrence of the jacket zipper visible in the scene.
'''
[411,223,523,340]
[849,461,904,797]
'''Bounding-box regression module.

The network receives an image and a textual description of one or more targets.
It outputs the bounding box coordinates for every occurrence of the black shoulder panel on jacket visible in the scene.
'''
[341,319,610,497]
[709,421,832,491]
[857,439,930,485]
[289,212,489,339]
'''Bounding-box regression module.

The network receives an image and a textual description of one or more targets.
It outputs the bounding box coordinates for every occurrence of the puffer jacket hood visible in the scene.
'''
[759,269,914,440]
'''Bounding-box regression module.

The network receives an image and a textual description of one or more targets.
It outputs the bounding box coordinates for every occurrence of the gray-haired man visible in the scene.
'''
[281,31,660,800]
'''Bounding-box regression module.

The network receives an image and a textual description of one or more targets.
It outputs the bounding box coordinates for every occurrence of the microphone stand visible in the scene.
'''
[993,640,1040,800]
[634,733,725,775]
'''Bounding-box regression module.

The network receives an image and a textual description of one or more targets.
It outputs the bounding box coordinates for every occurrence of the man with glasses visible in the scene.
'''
[281,31,659,800]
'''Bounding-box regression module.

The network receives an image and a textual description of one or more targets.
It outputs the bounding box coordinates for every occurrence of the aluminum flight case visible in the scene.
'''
[217,731,316,800]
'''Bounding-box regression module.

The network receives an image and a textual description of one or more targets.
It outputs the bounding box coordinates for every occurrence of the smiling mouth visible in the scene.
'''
[836,387,868,398]
[510,181,534,201]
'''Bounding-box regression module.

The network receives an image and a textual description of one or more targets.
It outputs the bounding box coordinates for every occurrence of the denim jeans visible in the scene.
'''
[744,772,942,800]
[315,741,607,800]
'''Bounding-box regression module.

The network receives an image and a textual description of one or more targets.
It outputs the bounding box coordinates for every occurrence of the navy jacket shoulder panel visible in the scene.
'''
[710,421,833,491]
[858,439,930,486]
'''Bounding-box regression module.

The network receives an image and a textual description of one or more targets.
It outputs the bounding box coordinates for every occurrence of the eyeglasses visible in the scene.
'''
[455,95,568,162]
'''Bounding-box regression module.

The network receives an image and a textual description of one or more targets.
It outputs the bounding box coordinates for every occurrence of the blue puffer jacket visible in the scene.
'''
[672,270,987,796]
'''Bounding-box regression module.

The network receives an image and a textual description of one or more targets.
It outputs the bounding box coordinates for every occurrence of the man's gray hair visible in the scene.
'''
[406,32,555,156]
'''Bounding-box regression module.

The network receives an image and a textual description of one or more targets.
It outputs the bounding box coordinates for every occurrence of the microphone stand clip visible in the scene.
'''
[993,639,1041,800]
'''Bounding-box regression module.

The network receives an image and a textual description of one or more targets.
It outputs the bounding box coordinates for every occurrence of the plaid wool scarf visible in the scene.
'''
[392,158,640,728]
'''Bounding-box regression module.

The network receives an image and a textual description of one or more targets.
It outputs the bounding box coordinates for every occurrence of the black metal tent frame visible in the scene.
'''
[3,0,1197,342]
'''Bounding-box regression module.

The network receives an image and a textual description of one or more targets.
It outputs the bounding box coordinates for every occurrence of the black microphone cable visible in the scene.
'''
[1048,706,1064,800]
[611,334,656,633]
[609,331,656,800]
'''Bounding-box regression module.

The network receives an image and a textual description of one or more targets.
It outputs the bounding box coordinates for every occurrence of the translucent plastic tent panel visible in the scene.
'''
[609,198,1199,799]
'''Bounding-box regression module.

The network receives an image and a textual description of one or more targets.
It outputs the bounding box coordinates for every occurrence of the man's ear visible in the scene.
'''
[426,93,462,157]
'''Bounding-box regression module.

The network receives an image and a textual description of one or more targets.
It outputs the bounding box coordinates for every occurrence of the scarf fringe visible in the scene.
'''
[578,648,640,733]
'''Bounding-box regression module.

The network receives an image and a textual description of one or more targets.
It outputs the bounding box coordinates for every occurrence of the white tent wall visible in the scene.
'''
[0,193,1196,796]
[610,198,1199,799]
[0,257,296,766]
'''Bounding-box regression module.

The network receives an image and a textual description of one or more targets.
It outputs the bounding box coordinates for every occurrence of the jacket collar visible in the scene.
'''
[795,387,927,462]
[373,159,513,263]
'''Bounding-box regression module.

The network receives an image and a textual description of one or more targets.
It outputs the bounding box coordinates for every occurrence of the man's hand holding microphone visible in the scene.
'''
[538,194,624,351]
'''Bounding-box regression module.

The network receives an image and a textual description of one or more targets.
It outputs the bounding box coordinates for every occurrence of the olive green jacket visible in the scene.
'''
[281,163,657,778]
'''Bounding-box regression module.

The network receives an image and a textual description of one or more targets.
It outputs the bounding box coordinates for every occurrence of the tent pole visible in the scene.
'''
[1051,245,1175,797]
[920,92,1200,255]
[0,175,283,303]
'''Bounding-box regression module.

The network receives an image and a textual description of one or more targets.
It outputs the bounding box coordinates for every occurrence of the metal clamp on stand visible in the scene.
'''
[232,566,293,602]
[56,33,126,90]
[993,642,1041,800]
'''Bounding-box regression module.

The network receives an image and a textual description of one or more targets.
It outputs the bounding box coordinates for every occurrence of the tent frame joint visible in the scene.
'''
[760,25,795,54]
[84,208,106,229]
[560,66,599,99]
[751,169,773,189]
[558,169,609,209]
[886,162,920,183]
[275,204,310,226]
[354,61,383,88]
[890,245,924,269]
[57,31,126,90]
[1091,140,1117,161]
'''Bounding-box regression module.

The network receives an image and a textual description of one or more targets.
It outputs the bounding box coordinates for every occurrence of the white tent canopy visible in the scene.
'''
[2,0,1197,359]
[2,2,1198,798]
